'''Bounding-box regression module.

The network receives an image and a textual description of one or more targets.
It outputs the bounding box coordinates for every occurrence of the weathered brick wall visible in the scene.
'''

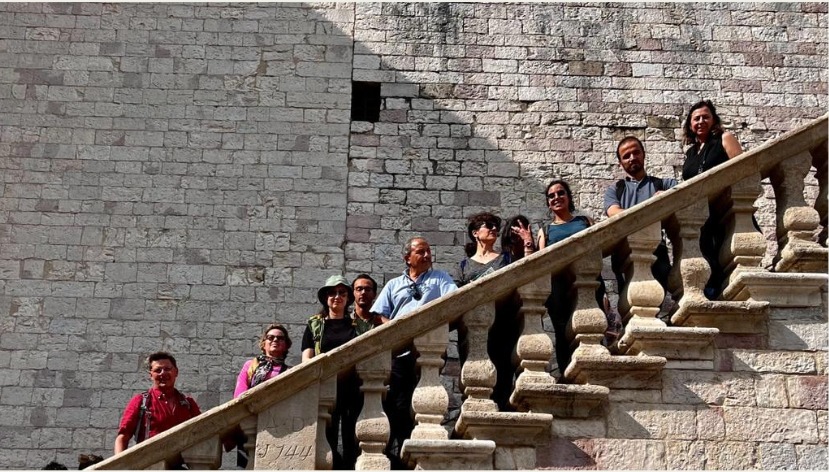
[0,2,825,468]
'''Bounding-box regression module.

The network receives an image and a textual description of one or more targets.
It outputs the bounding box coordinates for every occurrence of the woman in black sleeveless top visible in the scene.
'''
[681,100,744,299]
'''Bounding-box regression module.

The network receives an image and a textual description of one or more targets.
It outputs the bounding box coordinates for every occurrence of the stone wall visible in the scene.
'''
[0,2,825,468]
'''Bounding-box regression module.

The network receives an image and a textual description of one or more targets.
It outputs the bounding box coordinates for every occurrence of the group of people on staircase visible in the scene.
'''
[113,100,744,469]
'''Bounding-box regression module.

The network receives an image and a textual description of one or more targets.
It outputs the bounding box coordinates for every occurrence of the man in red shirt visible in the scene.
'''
[114,352,201,454]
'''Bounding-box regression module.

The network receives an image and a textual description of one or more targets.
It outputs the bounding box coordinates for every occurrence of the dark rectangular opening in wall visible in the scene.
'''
[351,81,381,122]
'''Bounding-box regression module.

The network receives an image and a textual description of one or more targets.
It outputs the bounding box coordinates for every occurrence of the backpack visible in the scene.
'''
[132,390,192,443]
[615,176,665,202]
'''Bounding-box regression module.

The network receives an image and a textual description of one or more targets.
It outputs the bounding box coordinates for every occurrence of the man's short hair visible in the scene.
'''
[615,136,645,161]
[401,237,426,258]
[352,273,378,292]
[144,351,177,371]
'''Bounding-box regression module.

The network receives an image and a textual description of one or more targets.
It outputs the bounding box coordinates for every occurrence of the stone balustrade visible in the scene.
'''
[89,114,827,470]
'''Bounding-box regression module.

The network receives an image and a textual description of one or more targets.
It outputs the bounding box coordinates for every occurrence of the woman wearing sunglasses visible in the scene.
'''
[537,179,616,378]
[456,212,514,287]
[301,275,363,469]
[234,323,293,398]
[454,212,531,410]
[231,323,293,466]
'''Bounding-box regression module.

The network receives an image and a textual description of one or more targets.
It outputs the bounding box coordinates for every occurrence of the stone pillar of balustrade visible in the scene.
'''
[315,377,336,470]
[355,352,391,471]
[812,144,827,246]
[508,273,609,417]
[239,416,257,470]
[250,377,331,469]
[669,200,769,336]
[609,222,680,382]
[509,275,556,410]
[410,326,450,441]
[618,222,665,327]
[769,151,828,273]
[402,325,495,469]
[567,250,609,365]
[719,175,768,299]
[181,436,221,470]
[720,159,826,307]
[458,304,498,414]
[566,233,665,389]
[455,304,553,470]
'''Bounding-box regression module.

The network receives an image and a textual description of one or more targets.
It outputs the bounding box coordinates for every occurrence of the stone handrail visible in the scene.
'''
[91,113,827,470]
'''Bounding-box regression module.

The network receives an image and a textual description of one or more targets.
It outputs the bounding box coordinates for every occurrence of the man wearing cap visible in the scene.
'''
[370,237,458,463]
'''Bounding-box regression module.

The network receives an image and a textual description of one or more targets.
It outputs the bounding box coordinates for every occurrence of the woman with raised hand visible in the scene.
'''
[501,214,536,262]
[681,99,745,300]
[455,212,529,411]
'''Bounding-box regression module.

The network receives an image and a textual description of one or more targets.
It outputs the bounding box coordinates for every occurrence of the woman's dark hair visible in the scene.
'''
[683,99,724,145]
[258,323,293,353]
[501,214,530,259]
[464,212,502,257]
[545,179,576,213]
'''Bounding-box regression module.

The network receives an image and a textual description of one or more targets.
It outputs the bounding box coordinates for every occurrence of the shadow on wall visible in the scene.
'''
[344,2,821,285]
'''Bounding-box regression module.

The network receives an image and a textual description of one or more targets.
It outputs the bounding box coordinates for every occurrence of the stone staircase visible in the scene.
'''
[90,114,827,470]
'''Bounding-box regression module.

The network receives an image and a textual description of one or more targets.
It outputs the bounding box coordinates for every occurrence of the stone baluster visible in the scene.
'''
[459,304,498,413]
[621,223,665,328]
[568,250,610,364]
[316,376,336,470]
[354,352,391,470]
[239,416,257,470]
[512,276,555,394]
[670,200,711,304]
[181,436,221,470]
[769,151,826,272]
[719,175,767,299]
[410,325,450,440]
[811,143,827,247]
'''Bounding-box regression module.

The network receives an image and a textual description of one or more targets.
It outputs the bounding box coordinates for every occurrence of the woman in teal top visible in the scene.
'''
[537,179,611,378]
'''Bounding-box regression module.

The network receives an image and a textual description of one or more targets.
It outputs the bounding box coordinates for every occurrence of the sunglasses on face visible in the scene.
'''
[547,190,567,199]
[408,282,423,301]
[479,221,500,231]
[266,335,286,342]
[327,289,349,298]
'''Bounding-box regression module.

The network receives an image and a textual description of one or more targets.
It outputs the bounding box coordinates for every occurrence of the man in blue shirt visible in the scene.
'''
[370,236,457,464]
[603,136,677,292]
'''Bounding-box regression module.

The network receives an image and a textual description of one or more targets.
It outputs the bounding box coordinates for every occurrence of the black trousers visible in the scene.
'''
[383,351,417,464]
[328,371,362,470]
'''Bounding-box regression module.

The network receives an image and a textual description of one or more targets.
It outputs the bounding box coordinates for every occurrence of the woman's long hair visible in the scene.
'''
[682,99,724,146]
[545,179,576,214]
[501,214,531,260]
[464,212,502,257]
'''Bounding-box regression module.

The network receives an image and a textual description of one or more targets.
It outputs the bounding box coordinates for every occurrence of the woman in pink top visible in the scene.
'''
[234,323,292,397]
[230,323,293,467]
